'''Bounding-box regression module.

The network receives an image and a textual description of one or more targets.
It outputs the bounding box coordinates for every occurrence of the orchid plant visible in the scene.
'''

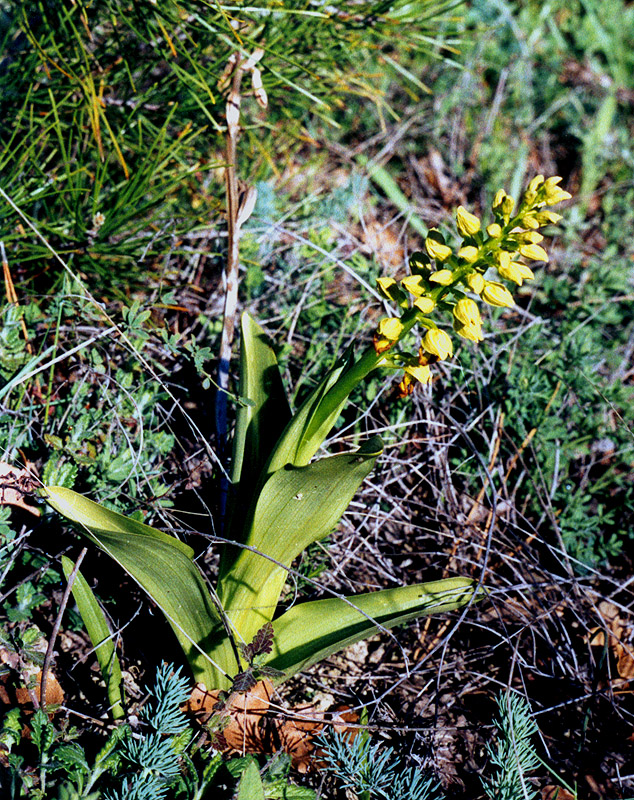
[42,176,569,706]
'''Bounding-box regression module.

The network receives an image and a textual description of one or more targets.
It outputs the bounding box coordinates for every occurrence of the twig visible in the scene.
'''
[40,547,87,713]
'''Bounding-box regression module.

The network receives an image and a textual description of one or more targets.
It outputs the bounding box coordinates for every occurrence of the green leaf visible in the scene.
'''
[266,577,481,679]
[231,313,291,489]
[265,350,353,473]
[217,437,382,647]
[226,313,292,547]
[45,487,226,690]
[61,556,125,720]
[237,760,265,800]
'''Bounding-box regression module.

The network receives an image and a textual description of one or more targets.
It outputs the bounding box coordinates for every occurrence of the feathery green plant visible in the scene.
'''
[482,692,541,800]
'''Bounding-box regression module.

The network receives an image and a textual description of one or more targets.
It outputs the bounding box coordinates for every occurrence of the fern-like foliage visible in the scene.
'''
[315,729,443,800]
[482,692,541,800]
[104,664,192,800]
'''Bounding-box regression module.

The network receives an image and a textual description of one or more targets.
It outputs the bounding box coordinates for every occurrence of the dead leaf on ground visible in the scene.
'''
[0,461,40,516]
[0,647,64,713]
[587,601,634,682]
[185,679,358,772]
[542,785,576,800]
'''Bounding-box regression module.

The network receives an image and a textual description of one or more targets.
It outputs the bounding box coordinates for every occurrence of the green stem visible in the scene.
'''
[315,308,421,418]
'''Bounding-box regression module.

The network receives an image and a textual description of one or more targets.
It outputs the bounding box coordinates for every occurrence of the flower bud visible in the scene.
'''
[425,231,452,262]
[501,195,515,217]
[528,175,545,194]
[429,269,454,285]
[409,251,431,272]
[458,246,479,263]
[423,328,453,360]
[456,206,481,236]
[519,244,549,261]
[486,223,502,238]
[465,271,485,294]
[482,281,515,307]
[492,189,507,211]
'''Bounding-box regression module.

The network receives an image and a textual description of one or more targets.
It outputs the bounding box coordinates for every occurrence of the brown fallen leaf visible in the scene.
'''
[0,647,64,714]
[185,679,358,772]
[542,785,576,800]
[587,600,634,682]
[0,461,40,516]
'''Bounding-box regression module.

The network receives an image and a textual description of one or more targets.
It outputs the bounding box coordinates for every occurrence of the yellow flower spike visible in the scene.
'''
[413,296,435,314]
[423,328,454,360]
[482,281,515,307]
[486,223,502,238]
[458,245,479,263]
[519,243,549,262]
[453,297,482,327]
[424,231,453,262]
[465,271,485,294]
[401,274,426,297]
[429,269,454,285]
[456,206,481,237]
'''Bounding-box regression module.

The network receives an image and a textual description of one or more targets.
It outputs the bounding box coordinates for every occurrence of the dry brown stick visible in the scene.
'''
[40,547,87,713]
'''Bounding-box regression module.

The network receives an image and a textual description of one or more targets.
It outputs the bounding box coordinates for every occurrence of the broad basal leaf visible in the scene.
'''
[266,577,482,678]
[45,487,227,690]
[217,437,383,648]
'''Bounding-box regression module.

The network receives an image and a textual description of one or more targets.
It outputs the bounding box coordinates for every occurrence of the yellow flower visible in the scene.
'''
[397,364,432,397]
[497,259,531,285]
[521,214,540,229]
[373,316,404,354]
[527,175,545,193]
[429,269,454,285]
[453,297,482,327]
[453,298,484,341]
[458,246,479,263]
[492,189,507,211]
[481,281,515,307]
[425,231,452,262]
[453,318,484,342]
[542,177,572,205]
[456,206,481,236]
[413,296,435,314]
[423,328,453,360]
[377,276,397,295]
[465,271,485,294]
[535,209,563,225]
[401,274,426,297]
[486,223,502,238]
[519,244,549,262]
[515,230,544,245]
